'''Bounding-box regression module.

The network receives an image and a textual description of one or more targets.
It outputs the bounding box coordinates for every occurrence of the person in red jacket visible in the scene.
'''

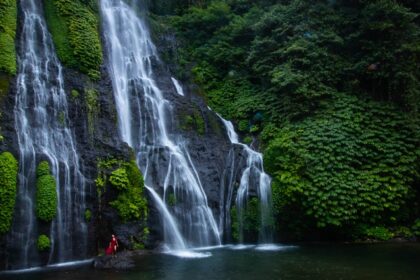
[105,234,119,256]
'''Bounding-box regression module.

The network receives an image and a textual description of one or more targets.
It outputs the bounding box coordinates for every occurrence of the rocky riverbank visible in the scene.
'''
[93,250,156,270]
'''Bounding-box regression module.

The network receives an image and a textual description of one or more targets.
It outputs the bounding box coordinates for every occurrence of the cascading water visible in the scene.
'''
[9,0,87,268]
[100,0,220,250]
[217,115,274,244]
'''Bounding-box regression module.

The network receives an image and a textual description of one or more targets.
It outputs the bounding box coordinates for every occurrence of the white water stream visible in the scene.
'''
[101,0,220,250]
[10,0,87,269]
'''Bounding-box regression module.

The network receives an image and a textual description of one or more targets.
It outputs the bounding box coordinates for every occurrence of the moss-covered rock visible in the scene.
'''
[36,161,57,222]
[180,108,205,135]
[44,0,102,79]
[85,209,92,222]
[0,151,18,234]
[0,0,17,75]
[37,234,51,251]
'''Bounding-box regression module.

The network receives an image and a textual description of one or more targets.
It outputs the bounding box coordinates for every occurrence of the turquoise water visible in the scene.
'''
[2,243,419,280]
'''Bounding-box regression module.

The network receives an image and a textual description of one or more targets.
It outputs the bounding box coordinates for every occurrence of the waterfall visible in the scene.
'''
[171,78,185,96]
[100,0,220,250]
[9,0,87,268]
[217,115,274,244]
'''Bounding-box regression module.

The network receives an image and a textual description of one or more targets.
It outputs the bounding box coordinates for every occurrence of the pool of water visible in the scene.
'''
[2,243,419,280]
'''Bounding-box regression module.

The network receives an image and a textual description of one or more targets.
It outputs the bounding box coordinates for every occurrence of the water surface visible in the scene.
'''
[2,243,419,280]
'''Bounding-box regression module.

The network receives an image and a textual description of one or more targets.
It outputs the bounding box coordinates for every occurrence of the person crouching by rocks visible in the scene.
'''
[106,234,119,256]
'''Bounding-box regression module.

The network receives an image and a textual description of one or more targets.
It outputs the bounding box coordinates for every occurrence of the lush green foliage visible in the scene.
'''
[264,94,418,232]
[37,234,51,251]
[0,0,17,75]
[36,161,57,222]
[0,151,18,234]
[154,0,420,240]
[44,0,102,79]
[109,168,130,191]
[96,158,147,222]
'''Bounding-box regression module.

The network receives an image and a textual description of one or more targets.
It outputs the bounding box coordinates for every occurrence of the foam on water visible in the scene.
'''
[0,259,93,274]
[255,244,297,251]
[165,250,212,259]
[228,244,256,250]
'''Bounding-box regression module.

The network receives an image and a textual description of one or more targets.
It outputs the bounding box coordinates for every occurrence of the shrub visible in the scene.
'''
[0,151,18,234]
[109,186,147,222]
[109,167,130,191]
[36,161,57,222]
[393,226,413,239]
[96,158,148,222]
[364,226,393,241]
[37,234,51,251]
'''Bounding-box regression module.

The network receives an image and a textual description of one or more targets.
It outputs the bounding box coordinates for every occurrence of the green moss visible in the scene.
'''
[130,227,149,250]
[44,0,102,79]
[207,111,223,136]
[85,88,99,136]
[71,89,79,100]
[37,234,51,251]
[84,209,92,222]
[230,206,239,241]
[0,0,17,74]
[36,161,57,222]
[0,73,10,100]
[195,111,205,135]
[0,74,10,141]
[0,151,18,234]
[58,111,65,126]
[180,109,205,135]
[36,161,50,178]
[166,193,176,206]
